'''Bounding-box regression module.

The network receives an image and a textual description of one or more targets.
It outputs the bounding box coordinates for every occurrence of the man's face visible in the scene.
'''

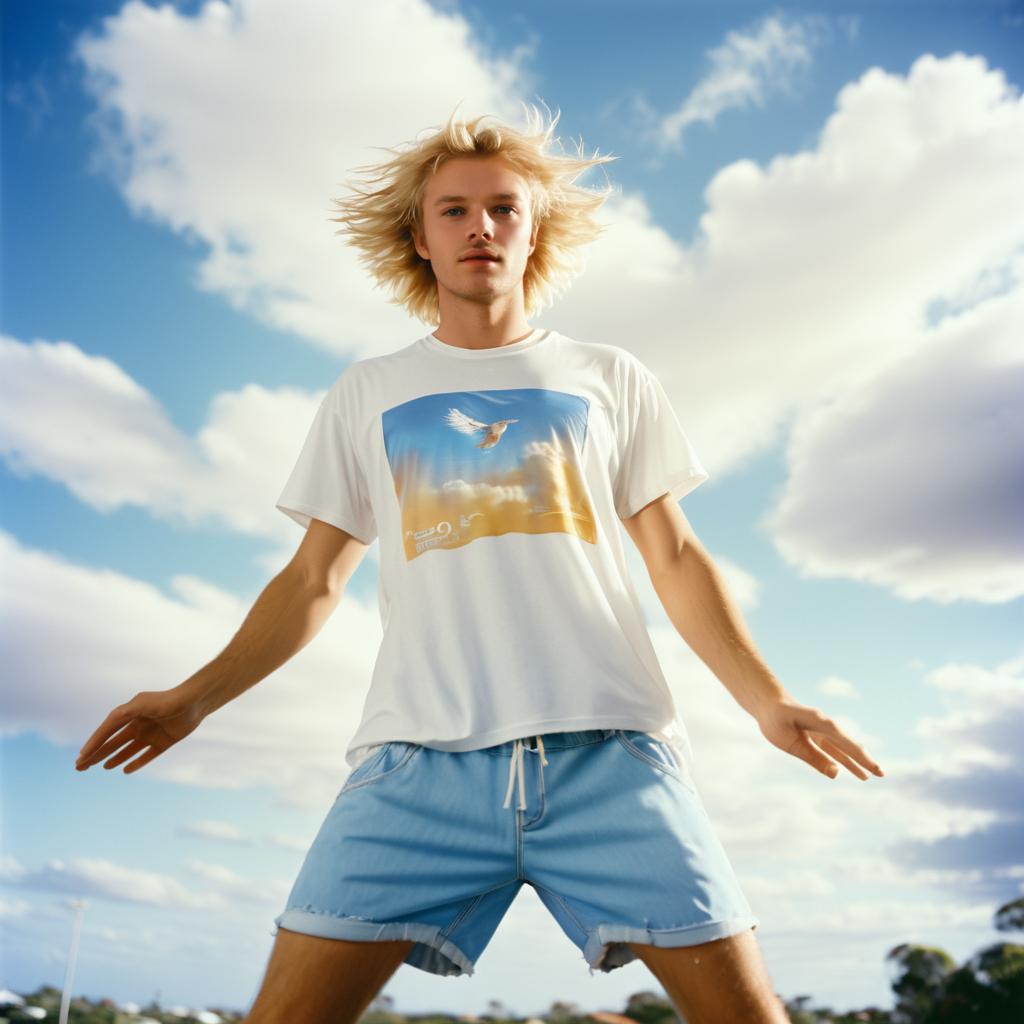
[413,155,538,310]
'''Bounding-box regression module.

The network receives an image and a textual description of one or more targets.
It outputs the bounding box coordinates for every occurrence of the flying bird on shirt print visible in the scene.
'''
[380,387,598,560]
[444,407,519,448]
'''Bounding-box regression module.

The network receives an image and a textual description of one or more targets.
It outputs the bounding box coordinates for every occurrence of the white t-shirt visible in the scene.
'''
[275,327,709,768]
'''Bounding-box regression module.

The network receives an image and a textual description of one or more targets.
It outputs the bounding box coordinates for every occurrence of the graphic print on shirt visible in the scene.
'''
[381,387,596,559]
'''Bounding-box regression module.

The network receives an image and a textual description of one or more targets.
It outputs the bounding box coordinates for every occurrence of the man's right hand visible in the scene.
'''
[75,685,206,774]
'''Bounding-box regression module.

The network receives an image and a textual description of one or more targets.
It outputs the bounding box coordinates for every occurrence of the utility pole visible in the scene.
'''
[58,898,86,1024]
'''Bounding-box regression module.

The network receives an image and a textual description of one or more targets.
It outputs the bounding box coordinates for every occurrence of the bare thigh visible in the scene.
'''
[243,926,414,1024]
[629,929,789,1024]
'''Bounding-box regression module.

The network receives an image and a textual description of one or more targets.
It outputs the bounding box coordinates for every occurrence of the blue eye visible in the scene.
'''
[441,206,516,216]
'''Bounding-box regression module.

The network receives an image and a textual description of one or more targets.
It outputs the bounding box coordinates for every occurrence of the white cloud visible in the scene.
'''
[0,895,33,920]
[2,850,288,912]
[4,854,224,909]
[177,820,252,845]
[0,335,193,513]
[0,855,26,882]
[4,69,55,138]
[573,55,1024,606]
[183,859,289,906]
[760,287,1024,603]
[659,13,827,151]
[0,333,367,577]
[264,832,313,853]
[72,0,540,358]
[600,12,832,162]
[818,675,860,699]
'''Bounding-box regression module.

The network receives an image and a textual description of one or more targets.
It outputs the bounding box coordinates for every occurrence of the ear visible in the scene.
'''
[528,220,539,257]
[411,223,429,261]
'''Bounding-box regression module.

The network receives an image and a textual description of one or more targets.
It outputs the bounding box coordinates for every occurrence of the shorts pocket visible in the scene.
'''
[339,741,422,795]
[615,730,696,793]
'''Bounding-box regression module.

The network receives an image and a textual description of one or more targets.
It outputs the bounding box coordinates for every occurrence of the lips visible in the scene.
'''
[461,253,500,261]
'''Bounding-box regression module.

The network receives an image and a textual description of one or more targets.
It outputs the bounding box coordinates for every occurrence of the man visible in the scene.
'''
[76,105,884,1023]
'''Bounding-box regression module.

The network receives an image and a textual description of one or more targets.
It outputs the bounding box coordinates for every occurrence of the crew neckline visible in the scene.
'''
[419,327,554,359]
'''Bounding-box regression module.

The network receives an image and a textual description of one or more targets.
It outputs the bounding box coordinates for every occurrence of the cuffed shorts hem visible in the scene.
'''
[583,914,761,974]
[273,908,476,978]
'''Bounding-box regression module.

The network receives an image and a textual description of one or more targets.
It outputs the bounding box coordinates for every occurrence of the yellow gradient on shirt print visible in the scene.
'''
[382,387,597,560]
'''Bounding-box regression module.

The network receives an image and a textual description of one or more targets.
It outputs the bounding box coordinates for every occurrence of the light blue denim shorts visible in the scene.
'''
[272,728,759,977]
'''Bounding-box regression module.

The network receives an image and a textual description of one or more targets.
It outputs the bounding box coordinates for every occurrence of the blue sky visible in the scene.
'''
[3,0,1023,1018]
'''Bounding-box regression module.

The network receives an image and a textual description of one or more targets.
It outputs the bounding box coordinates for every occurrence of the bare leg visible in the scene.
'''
[628,929,789,1024]
[243,927,415,1024]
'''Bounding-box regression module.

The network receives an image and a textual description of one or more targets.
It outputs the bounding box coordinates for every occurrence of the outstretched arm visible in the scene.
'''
[621,492,885,782]
[75,518,371,775]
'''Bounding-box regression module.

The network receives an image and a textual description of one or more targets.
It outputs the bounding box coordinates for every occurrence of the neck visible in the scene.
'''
[431,294,532,351]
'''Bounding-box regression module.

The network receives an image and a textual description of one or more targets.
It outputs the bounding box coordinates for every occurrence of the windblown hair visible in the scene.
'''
[329,101,619,325]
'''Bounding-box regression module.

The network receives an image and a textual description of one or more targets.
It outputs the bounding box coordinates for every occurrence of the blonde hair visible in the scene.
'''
[329,101,619,325]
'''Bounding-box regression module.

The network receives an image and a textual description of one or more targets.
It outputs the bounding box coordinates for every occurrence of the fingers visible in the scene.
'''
[77,728,164,774]
[77,701,138,765]
[813,714,885,778]
[817,736,869,780]
[121,745,163,774]
[76,695,174,773]
[77,691,192,775]
[76,723,136,771]
[99,737,148,772]
[788,707,885,780]
[788,732,840,778]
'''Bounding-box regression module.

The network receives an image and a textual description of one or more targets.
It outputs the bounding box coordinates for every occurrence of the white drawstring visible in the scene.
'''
[499,729,684,810]
[502,736,548,810]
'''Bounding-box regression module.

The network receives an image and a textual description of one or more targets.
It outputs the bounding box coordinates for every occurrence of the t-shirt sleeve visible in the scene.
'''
[612,355,709,520]
[275,376,378,545]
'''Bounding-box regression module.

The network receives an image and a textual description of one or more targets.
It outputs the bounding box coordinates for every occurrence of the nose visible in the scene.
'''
[466,210,495,241]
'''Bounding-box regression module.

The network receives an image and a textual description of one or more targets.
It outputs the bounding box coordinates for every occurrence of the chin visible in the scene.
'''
[443,277,504,297]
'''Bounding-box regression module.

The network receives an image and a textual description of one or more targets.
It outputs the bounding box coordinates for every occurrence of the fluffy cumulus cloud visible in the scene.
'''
[0,333,364,572]
[1,853,226,909]
[761,283,1024,604]
[2,850,292,974]
[72,0,541,359]
[594,52,1024,606]
[884,654,1024,906]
